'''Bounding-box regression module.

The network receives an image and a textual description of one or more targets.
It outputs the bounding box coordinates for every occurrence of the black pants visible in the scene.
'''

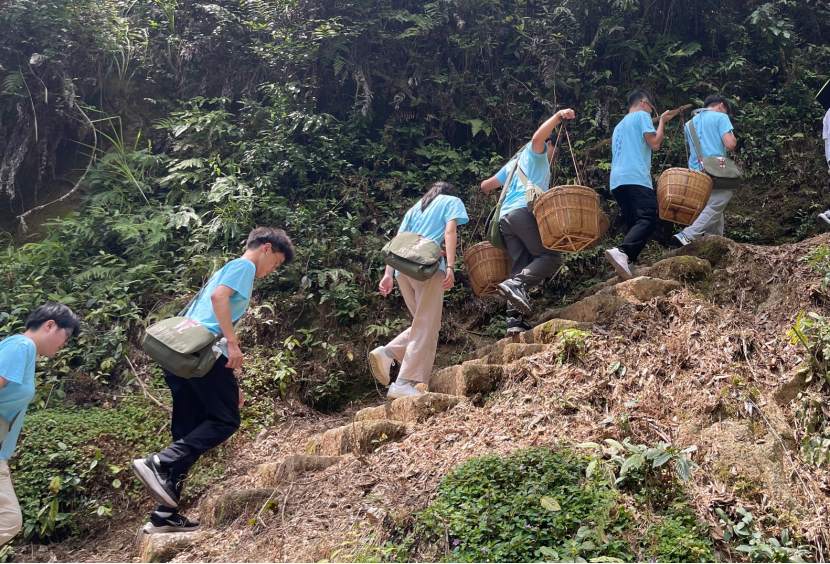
[155,355,241,510]
[613,184,658,262]
[499,207,562,287]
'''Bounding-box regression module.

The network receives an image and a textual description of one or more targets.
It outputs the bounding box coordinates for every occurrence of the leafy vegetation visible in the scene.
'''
[397,446,712,562]
[1,0,830,545]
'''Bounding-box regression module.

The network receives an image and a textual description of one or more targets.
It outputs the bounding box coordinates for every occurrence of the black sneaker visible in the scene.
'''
[143,511,200,534]
[506,317,531,336]
[497,279,532,316]
[131,455,179,508]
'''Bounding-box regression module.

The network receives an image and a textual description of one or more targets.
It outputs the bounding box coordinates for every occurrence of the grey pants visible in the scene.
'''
[679,188,734,240]
[499,207,561,287]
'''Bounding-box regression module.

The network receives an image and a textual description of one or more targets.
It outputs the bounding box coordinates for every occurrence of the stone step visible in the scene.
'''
[544,276,681,324]
[136,530,206,562]
[428,362,503,397]
[354,392,460,423]
[254,454,342,487]
[467,318,588,363]
[200,487,275,527]
[306,419,409,456]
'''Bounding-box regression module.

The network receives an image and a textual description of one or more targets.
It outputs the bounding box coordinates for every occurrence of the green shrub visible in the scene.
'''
[415,448,634,562]
[645,504,714,562]
[10,398,167,541]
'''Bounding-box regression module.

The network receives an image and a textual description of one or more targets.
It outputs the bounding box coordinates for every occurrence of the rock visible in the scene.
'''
[306,419,408,456]
[646,255,713,282]
[428,362,503,397]
[551,293,627,324]
[354,392,460,423]
[200,488,275,527]
[498,343,547,363]
[670,235,735,268]
[136,530,206,562]
[612,276,682,303]
[255,454,341,487]
[522,318,590,344]
[774,365,812,405]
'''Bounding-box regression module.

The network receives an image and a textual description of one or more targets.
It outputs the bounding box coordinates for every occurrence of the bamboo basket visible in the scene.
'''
[464,242,509,297]
[656,168,713,225]
[533,185,609,253]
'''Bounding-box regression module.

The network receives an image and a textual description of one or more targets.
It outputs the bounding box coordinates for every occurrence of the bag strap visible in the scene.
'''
[686,116,705,167]
[179,283,209,317]
[496,148,523,206]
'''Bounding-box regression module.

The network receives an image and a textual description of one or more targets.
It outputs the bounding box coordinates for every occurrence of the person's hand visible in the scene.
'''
[442,268,455,290]
[226,340,244,370]
[659,109,677,123]
[558,108,576,121]
[379,273,394,296]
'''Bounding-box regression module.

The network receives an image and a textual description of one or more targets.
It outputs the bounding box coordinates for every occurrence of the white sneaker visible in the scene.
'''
[604,247,633,280]
[673,232,692,246]
[387,379,424,400]
[819,211,830,226]
[368,346,393,386]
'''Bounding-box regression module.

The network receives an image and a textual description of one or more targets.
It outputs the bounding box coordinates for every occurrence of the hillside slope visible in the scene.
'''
[57,234,830,562]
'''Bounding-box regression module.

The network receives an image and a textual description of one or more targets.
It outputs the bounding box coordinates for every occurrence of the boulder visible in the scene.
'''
[255,454,341,487]
[306,419,408,456]
[136,530,206,562]
[354,392,460,423]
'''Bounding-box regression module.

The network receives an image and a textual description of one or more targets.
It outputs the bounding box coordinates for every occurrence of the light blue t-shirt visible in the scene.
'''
[398,194,469,244]
[610,111,657,190]
[0,335,37,460]
[398,194,469,273]
[185,258,256,335]
[685,110,734,171]
[494,142,552,218]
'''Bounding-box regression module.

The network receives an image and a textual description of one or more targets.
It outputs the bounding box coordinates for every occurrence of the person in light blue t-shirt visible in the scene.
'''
[672,95,739,246]
[480,108,576,335]
[132,227,294,535]
[0,303,80,546]
[604,89,677,281]
[371,182,468,399]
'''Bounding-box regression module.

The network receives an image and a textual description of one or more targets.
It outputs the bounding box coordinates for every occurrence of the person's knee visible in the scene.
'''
[0,508,23,545]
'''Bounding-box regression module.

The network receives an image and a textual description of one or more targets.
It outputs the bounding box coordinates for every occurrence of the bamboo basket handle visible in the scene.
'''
[562,124,583,186]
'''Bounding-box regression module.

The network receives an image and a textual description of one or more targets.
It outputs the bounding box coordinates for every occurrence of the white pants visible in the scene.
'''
[0,461,22,546]
[384,272,445,384]
[680,188,734,240]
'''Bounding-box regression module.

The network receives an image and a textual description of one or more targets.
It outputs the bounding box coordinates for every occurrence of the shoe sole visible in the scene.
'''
[387,390,423,400]
[367,350,390,386]
[131,459,178,508]
[143,523,200,534]
[604,250,633,281]
[496,283,532,316]
[506,327,526,336]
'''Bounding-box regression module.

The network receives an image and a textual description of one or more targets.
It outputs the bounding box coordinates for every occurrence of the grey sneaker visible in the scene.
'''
[604,248,633,280]
[143,512,199,534]
[132,455,179,508]
[496,279,532,316]
[506,317,531,336]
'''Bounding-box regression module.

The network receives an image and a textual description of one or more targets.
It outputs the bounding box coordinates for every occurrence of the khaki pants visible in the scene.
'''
[0,461,22,546]
[384,272,445,384]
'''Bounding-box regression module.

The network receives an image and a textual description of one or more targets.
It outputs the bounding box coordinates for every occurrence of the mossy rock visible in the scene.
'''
[647,255,713,283]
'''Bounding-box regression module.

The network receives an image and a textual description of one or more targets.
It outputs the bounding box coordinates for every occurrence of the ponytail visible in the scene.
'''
[420,181,455,212]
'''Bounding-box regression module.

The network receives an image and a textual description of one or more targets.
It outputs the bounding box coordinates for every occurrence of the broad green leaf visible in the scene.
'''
[540,496,561,511]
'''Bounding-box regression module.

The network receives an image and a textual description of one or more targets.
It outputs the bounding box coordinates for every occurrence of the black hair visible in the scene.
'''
[627,88,655,109]
[704,94,731,114]
[421,181,456,212]
[25,302,81,338]
[246,226,295,264]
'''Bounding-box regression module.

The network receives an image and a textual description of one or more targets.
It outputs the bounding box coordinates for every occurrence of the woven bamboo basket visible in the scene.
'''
[533,185,609,253]
[656,167,713,225]
[464,242,509,297]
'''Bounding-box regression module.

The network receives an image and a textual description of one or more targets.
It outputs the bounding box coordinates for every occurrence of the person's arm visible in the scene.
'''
[722,132,738,152]
[531,108,576,153]
[379,265,395,296]
[211,285,243,369]
[443,220,458,290]
[644,111,674,150]
[480,176,502,195]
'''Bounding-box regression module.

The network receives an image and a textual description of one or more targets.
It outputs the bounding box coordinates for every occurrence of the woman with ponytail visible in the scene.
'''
[369,181,469,399]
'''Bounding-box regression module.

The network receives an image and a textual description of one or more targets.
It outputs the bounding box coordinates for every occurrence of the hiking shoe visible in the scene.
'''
[496,279,532,316]
[132,455,179,508]
[506,316,531,336]
[604,248,633,280]
[368,346,394,386]
[819,211,830,226]
[387,379,424,400]
[673,232,692,247]
[143,512,200,534]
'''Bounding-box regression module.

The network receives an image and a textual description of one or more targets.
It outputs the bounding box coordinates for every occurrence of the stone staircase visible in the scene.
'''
[136,252,714,562]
